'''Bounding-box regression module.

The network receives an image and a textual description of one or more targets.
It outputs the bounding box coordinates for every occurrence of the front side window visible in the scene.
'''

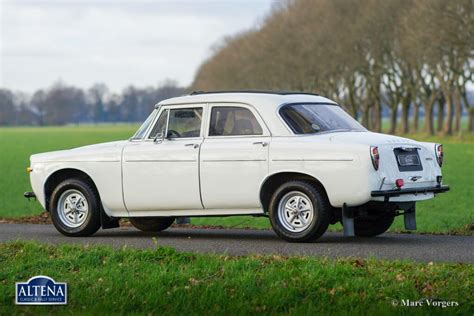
[209,107,263,136]
[167,108,203,138]
[131,109,158,140]
[148,110,168,139]
[280,103,367,134]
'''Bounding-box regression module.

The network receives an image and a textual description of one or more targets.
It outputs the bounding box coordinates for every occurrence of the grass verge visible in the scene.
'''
[0,241,472,315]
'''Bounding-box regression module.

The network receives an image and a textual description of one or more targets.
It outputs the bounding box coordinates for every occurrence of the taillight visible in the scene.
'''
[395,179,404,188]
[370,146,379,170]
[435,144,444,167]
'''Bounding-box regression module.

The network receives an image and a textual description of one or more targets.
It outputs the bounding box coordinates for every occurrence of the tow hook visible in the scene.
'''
[24,192,36,201]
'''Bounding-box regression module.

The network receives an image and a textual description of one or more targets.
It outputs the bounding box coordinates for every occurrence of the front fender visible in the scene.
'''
[29,161,127,217]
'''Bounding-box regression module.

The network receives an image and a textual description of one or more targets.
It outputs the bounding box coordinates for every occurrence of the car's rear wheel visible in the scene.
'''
[354,213,394,237]
[129,217,175,232]
[269,181,330,242]
[50,178,101,237]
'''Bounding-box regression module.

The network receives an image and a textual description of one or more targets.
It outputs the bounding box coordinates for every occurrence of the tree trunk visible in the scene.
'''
[371,78,382,133]
[468,108,474,132]
[412,103,420,133]
[347,84,358,120]
[443,94,453,135]
[424,94,437,135]
[369,106,377,132]
[373,101,382,133]
[401,93,411,134]
[362,103,370,129]
[453,92,462,133]
[389,105,398,134]
[437,99,444,132]
[460,87,472,132]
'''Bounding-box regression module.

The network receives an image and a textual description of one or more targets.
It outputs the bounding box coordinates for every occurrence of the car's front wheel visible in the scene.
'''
[50,178,101,237]
[269,181,330,242]
[129,217,175,232]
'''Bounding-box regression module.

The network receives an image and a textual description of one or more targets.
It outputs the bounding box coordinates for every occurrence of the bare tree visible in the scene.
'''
[192,0,474,135]
[0,89,16,126]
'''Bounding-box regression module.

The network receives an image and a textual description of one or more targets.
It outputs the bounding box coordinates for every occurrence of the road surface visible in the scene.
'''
[0,224,472,263]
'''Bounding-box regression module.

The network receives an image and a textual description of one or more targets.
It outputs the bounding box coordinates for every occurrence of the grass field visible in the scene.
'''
[0,125,137,217]
[0,125,472,233]
[0,241,472,315]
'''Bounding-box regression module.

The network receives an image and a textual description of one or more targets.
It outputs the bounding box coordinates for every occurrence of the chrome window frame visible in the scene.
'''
[205,102,270,139]
[145,103,206,141]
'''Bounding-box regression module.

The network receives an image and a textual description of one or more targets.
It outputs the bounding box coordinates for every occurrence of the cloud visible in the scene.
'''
[0,0,273,93]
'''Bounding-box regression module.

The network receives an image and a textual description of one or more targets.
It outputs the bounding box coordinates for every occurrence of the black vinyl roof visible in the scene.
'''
[189,90,319,96]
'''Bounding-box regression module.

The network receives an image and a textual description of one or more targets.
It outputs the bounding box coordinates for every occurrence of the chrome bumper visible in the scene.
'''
[371,185,450,198]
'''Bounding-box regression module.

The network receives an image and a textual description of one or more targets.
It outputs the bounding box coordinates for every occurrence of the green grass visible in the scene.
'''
[0,125,473,233]
[0,241,472,315]
[0,125,137,217]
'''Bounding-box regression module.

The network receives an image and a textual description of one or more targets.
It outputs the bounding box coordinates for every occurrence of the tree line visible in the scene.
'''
[192,0,474,134]
[0,81,186,126]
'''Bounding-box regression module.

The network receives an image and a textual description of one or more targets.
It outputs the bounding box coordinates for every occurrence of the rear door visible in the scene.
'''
[199,104,270,209]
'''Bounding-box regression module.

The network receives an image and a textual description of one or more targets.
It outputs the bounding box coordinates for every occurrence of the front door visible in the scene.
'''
[122,105,205,213]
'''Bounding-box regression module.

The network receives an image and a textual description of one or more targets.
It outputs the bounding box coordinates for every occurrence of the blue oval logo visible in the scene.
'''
[16,275,67,305]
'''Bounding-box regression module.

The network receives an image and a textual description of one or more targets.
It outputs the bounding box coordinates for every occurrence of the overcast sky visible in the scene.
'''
[0,0,274,93]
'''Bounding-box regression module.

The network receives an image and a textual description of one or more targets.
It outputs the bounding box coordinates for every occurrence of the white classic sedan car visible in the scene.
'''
[25,91,449,242]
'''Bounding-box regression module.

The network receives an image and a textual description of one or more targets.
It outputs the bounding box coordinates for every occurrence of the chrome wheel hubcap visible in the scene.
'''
[57,189,89,228]
[277,191,314,232]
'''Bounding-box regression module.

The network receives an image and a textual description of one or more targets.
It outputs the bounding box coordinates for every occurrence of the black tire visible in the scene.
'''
[49,178,101,237]
[268,181,331,242]
[354,213,394,237]
[129,217,175,232]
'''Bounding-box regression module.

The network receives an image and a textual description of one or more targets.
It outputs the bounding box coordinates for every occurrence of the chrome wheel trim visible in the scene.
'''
[57,189,89,228]
[277,191,315,233]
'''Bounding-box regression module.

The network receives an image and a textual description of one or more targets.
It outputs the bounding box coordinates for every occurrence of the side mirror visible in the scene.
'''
[154,132,165,143]
[311,123,321,132]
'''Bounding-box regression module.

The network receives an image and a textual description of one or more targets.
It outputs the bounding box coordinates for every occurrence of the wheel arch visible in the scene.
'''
[44,168,100,212]
[259,172,329,213]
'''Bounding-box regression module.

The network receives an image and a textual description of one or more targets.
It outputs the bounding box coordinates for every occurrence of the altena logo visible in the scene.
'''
[15,275,67,305]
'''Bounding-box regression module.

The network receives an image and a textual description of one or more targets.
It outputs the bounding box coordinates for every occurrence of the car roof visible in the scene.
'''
[157,91,339,136]
[189,90,321,96]
[158,91,337,108]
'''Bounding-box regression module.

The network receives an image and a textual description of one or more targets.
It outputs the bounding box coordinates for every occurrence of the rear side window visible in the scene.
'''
[280,103,366,134]
[209,107,263,136]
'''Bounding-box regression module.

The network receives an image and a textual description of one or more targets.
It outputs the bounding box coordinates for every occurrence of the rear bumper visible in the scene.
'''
[371,185,450,198]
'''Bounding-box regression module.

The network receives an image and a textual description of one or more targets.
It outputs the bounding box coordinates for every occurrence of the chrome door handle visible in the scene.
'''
[185,143,199,149]
[253,141,268,147]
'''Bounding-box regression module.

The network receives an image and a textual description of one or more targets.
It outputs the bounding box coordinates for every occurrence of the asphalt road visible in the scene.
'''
[0,223,472,263]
